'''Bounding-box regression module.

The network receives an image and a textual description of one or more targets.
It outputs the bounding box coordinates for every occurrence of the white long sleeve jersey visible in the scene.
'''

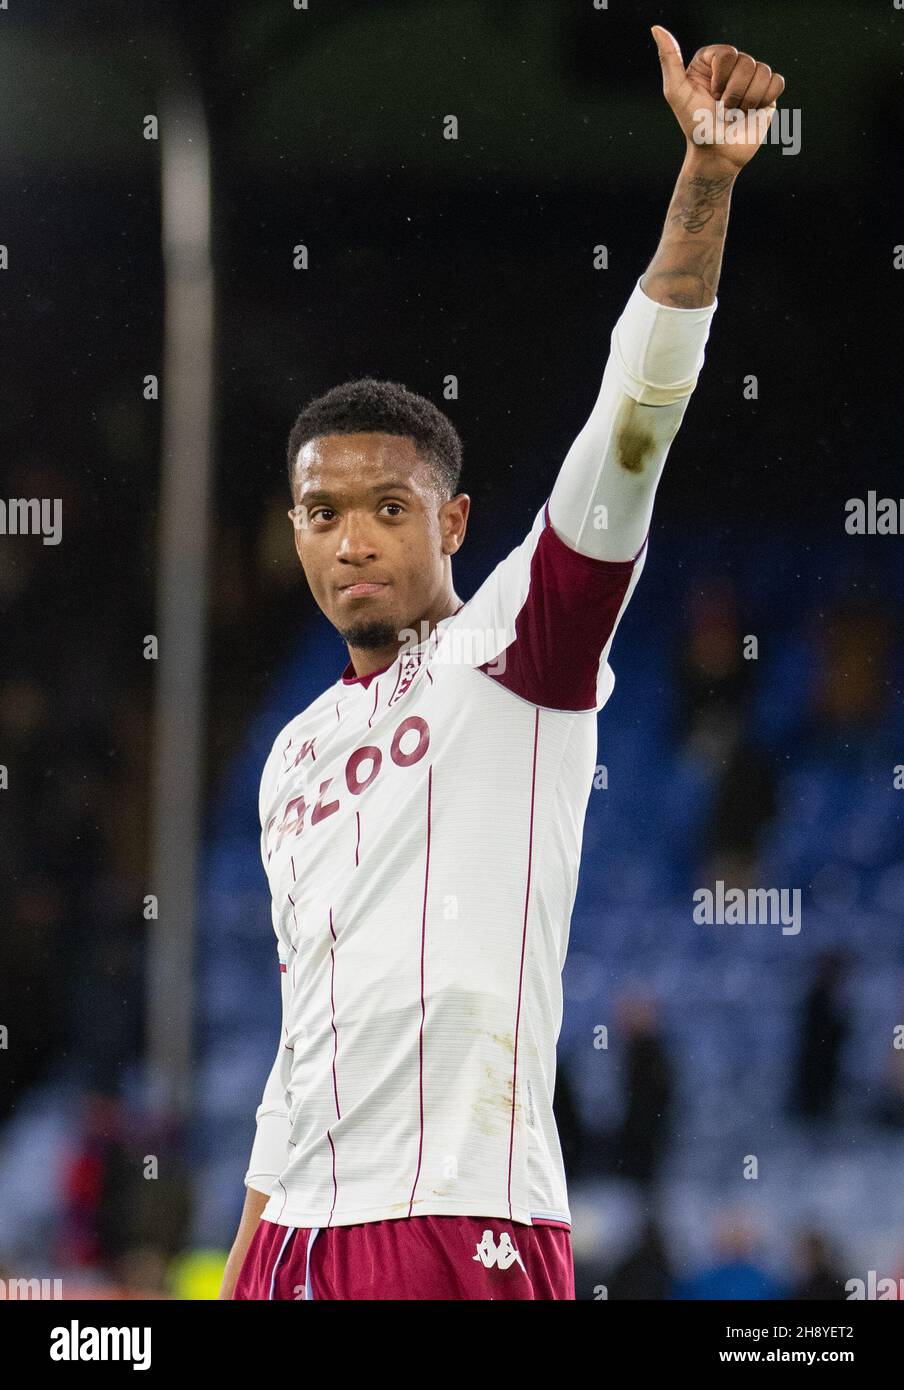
[245,278,717,1229]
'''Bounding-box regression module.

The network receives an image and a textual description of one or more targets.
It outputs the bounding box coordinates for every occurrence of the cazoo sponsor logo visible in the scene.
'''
[268,715,430,856]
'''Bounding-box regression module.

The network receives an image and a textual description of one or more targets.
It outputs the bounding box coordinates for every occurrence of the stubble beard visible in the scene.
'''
[335,617,400,651]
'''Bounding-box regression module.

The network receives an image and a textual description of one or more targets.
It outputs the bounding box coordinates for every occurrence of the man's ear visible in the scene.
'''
[441,492,470,555]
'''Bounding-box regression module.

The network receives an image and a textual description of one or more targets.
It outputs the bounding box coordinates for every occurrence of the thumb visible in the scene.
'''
[651,25,685,88]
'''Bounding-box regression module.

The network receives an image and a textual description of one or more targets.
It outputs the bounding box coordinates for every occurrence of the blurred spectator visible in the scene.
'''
[703,727,778,886]
[808,597,893,741]
[675,578,753,754]
[789,951,851,1123]
[871,1007,904,1130]
[608,1215,673,1299]
[675,578,778,881]
[611,992,673,1189]
[789,1227,847,1299]
[673,1209,788,1300]
[58,1093,135,1270]
[57,1092,191,1277]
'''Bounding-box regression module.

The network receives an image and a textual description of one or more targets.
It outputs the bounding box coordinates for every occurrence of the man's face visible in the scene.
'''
[289,432,469,650]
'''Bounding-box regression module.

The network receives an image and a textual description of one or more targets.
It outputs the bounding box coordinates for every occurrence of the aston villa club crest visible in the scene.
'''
[388,648,425,706]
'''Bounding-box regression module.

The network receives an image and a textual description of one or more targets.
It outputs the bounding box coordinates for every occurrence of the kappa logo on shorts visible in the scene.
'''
[472,1230,527,1273]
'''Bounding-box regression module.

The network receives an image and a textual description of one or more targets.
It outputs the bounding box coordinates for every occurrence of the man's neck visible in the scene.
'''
[345,591,464,680]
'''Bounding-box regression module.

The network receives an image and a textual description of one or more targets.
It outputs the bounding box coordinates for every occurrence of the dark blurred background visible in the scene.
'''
[1,0,903,1300]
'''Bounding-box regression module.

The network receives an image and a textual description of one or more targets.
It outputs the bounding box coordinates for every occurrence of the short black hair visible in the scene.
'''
[286,377,462,500]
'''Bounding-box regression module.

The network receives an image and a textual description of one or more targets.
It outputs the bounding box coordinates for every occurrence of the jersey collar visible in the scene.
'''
[338,603,467,688]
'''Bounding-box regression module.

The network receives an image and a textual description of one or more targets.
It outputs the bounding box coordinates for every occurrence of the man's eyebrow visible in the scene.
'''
[299,480,414,502]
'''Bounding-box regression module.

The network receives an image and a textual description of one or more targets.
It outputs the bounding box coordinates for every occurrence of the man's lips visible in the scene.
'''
[338,581,389,598]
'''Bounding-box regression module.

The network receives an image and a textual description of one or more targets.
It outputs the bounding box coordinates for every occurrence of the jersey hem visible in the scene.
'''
[261,1197,572,1229]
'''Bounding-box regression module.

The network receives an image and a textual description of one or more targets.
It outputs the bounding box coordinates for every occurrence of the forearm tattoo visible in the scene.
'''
[672,173,734,233]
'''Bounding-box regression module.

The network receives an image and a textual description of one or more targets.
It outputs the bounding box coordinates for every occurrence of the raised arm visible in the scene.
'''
[547,29,785,564]
[642,26,786,308]
[439,31,784,713]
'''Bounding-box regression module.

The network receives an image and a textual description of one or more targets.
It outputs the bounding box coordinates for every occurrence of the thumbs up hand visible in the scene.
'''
[651,25,785,171]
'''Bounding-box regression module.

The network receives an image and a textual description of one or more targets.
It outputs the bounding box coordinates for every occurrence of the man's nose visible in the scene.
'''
[336,512,377,559]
